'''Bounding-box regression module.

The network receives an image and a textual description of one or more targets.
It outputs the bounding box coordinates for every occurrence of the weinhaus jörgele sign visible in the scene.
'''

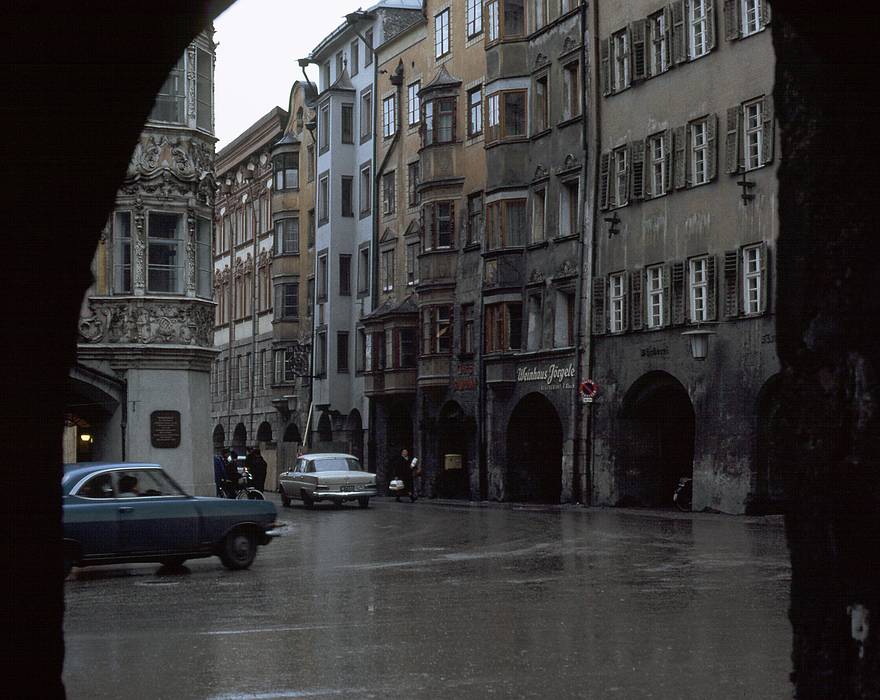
[516,362,576,389]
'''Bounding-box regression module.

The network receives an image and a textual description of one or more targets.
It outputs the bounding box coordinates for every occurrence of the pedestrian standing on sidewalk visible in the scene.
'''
[409,457,421,503]
[250,447,267,492]
[390,448,411,503]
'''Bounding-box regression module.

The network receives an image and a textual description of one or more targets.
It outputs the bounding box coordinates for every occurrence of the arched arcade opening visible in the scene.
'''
[435,401,474,499]
[506,393,563,503]
[616,371,695,508]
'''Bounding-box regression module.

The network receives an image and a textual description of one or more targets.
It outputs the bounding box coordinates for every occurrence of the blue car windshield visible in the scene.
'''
[313,458,360,472]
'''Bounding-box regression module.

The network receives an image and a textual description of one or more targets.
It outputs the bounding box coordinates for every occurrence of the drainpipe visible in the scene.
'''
[577,0,604,507]
[248,179,259,445]
[570,2,591,505]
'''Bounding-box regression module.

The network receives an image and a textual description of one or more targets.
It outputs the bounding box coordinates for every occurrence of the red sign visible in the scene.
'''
[579,380,599,398]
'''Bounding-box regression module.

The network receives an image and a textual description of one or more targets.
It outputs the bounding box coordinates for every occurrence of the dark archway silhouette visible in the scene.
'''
[212,424,225,449]
[282,422,301,443]
[506,393,563,503]
[436,401,473,499]
[617,371,695,508]
[256,421,273,443]
[749,374,785,514]
[387,401,414,456]
[232,422,247,450]
[317,412,333,443]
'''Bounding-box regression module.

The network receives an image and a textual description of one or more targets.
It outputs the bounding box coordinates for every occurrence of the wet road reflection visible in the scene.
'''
[63,499,791,699]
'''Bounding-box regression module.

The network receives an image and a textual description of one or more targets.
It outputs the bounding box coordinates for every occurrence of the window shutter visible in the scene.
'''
[723,249,740,318]
[671,261,685,325]
[622,277,630,331]
[671,1,687,64]
[644,142,654,199]
[705,0,717,52]
[600,38,611,96]
[630,268,644,330]
[706,254,718,320]
[599,152,611,210]
[663,6,674,68]
[631,21,647,82]
[761,94,774,165]
[673,125,687,189]
[759,242,769,313]
[449,201,456,246]
[723,0,741,40]
[592,277,607,335]
[663,263,672,327]
[663,128,674,194]
[707,112,718,181]
[726,105,742,174]
[631,139,646,200]
[452,98,458,142]
[760,0,772,27]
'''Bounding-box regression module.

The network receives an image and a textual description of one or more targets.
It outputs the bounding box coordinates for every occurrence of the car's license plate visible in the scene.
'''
[342,484,358,491]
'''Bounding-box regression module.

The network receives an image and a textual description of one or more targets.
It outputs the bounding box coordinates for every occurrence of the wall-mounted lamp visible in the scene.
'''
[79,433,93,443]
[604,212,620,237]
[682,324,717,361]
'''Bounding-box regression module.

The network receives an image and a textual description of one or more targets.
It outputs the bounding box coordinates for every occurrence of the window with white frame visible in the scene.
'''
[646,265,664,328]
[341,104,353,144]
[360,89,372,140]
[318,173,329,223]
[743,98,763,171]
[689,257,709,322]
[358,247,370,294]
[319,104,329,152]
[527,292,543,351]
[381,249,394,292]
[408,162,421,207]
[435,9,450,58]
[648,132,667,196]
[468,86,483,136]
[467,191,483,244]
[273,154,298,191]
[113,211,132,294]
[197,218,211,298]
[650,10,669,75]
[487,0,500,42]
[315,332,327,377]
[613,146,628,207]
[743,245,763,314]
[689,0,710,59]
[317,252,328,301]
[467,0,482,37]
[382,171,396,215]
[461,304,474,354]
[532,188,546,243]
[147,212,183,293]
[609,272,625,333]
[280,282,298,319]
[562,61,580,120]
[534,0,547,30]
[612,29,629,92]
[560,179,579,237]
[359,164,371,215]
[422,305,453,354]
[276,216,299,255]
[487,93,500,138]
[534,74,548,132]
[407,82,420,127]
[382,95,396,138]
[741,0,762,36]
[691,119,709,185]
[406,242,420,286]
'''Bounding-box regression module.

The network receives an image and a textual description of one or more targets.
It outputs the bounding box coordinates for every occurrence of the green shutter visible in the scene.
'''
[707,112,719,181]
[631,139,646,200]
[723,249,740,318]
[759,242,769,313]
[724,0,741,40]
[671,1,687,64]
[631,20,647,82]
[705,0,717,52]
[630,268,644,330]
[761,95,774,165]
[599,152,611,210]
[673,125,687,189]
[672,261,685,326]
[726,105,742,174]
[706,254,718,320]
[600,38,611,96]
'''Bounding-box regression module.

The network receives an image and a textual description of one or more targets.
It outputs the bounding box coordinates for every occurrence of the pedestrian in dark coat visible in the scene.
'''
[391,448,412,503]
[213,449,227,497]
[250,448,268,492]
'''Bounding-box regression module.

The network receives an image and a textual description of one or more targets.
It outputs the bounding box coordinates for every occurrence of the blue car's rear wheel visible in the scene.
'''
[219,529,257,570]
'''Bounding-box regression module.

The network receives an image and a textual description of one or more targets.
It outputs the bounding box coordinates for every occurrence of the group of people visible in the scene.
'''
[212,447,267,498]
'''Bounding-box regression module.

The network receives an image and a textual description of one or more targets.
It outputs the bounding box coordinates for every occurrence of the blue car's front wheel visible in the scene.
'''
[219,529,257,570]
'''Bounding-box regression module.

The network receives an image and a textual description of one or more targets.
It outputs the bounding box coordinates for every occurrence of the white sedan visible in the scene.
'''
[278,453,377,508]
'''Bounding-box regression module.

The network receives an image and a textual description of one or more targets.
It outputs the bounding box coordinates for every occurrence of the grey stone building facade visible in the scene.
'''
[211,107,287,484]
[68,29,217,495]
[587,0,779,513]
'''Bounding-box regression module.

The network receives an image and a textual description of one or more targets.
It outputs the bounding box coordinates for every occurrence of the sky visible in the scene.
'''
[213,0,357,150]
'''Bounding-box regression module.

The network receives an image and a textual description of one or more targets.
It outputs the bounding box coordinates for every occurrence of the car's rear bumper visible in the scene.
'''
[313,489,375,500]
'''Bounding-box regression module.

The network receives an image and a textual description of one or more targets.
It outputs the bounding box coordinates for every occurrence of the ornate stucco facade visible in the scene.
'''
[67,29,217,495]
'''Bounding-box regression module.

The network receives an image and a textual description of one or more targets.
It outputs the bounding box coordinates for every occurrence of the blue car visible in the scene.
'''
[63,462,279,576]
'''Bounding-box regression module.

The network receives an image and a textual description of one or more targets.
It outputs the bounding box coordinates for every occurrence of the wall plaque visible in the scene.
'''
[150,410,181,448]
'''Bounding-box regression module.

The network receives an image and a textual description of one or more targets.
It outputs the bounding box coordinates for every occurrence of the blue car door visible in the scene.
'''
[65,471,120,557]
[115,469,199,554]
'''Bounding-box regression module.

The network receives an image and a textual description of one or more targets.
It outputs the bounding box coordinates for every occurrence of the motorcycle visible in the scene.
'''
[673,477,692,512]
[221,466,264,501]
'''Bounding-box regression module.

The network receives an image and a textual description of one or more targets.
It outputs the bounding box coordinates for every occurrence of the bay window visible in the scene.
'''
[422,201,456,250]
[484,301,522,352]
[485,199,526,249]
[422,305,453,354]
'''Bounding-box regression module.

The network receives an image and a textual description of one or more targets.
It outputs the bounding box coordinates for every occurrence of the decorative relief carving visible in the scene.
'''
[133,197,146,291]
[560,153,580,171]
[534,52,548,69]
[561,36,578,56]
[187,45,197,121]
[186,210,196,293]
[529,268,545,285]
[78,298,214,347]
[533,165,549,181]
[555,259,577,278]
